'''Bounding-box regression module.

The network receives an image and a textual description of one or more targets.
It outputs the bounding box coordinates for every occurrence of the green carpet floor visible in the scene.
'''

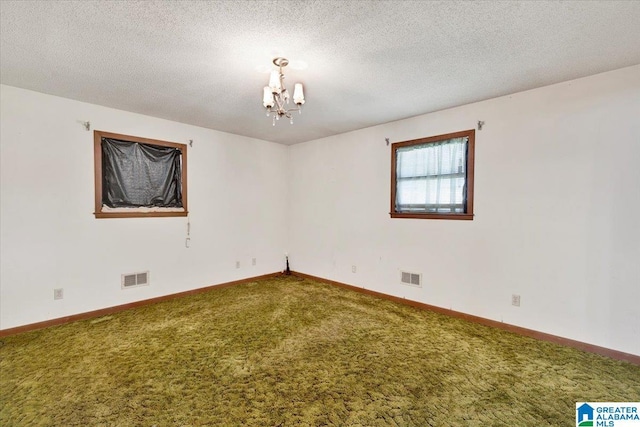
[1,275,639,426]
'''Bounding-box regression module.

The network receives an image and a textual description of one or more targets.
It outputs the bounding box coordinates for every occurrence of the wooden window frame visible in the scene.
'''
[390,129,475,220]
[93,130,188,219]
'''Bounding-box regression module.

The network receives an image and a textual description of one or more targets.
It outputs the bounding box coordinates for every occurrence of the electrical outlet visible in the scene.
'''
[54,288,64,300]
[352,265,357,273]
[252,258,256,266]
[512,294,521,307]
[236,261,240,269]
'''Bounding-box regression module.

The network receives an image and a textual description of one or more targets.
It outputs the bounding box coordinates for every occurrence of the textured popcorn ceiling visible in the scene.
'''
[1,1,640,145]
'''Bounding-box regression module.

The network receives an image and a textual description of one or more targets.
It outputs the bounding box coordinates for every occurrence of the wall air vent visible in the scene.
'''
[121,271,149,289]
[401,271,422,287]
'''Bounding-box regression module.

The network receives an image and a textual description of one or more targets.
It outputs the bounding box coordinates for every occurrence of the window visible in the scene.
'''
[390,129,474,220]
[93,130,188,219]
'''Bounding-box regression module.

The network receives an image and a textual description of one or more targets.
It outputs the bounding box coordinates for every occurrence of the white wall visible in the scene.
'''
[288,65,640,356]
[0,85,288,330]
[3,66,639,356]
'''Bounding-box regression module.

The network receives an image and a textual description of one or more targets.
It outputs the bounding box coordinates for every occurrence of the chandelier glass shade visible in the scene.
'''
[262,57,305,125]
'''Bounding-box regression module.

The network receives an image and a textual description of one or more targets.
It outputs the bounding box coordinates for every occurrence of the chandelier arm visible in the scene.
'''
[273,94,284,111]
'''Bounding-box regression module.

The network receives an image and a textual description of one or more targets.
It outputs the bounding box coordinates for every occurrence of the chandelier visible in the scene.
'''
[262,57,305,125]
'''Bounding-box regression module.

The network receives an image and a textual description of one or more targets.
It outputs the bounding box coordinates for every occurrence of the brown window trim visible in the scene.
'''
[93,130,188,219]
[390,129,475,220]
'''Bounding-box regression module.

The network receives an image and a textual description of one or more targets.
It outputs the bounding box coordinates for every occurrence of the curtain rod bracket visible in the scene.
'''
[385,138,390,146]
[477,121,485,131]
[83,121,90,131]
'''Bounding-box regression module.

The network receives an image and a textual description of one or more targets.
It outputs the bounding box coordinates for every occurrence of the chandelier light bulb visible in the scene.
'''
[268,71,281,92]
[293,83,305,105]
[263,87,274,108]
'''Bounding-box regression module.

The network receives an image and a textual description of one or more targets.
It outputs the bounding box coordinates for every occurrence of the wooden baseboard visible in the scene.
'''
[291,271,640,366]
[0,272,282,338]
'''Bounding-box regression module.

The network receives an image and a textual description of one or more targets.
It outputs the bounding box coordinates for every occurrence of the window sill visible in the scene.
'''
[390,212,474,220]
[94,209,188,219]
